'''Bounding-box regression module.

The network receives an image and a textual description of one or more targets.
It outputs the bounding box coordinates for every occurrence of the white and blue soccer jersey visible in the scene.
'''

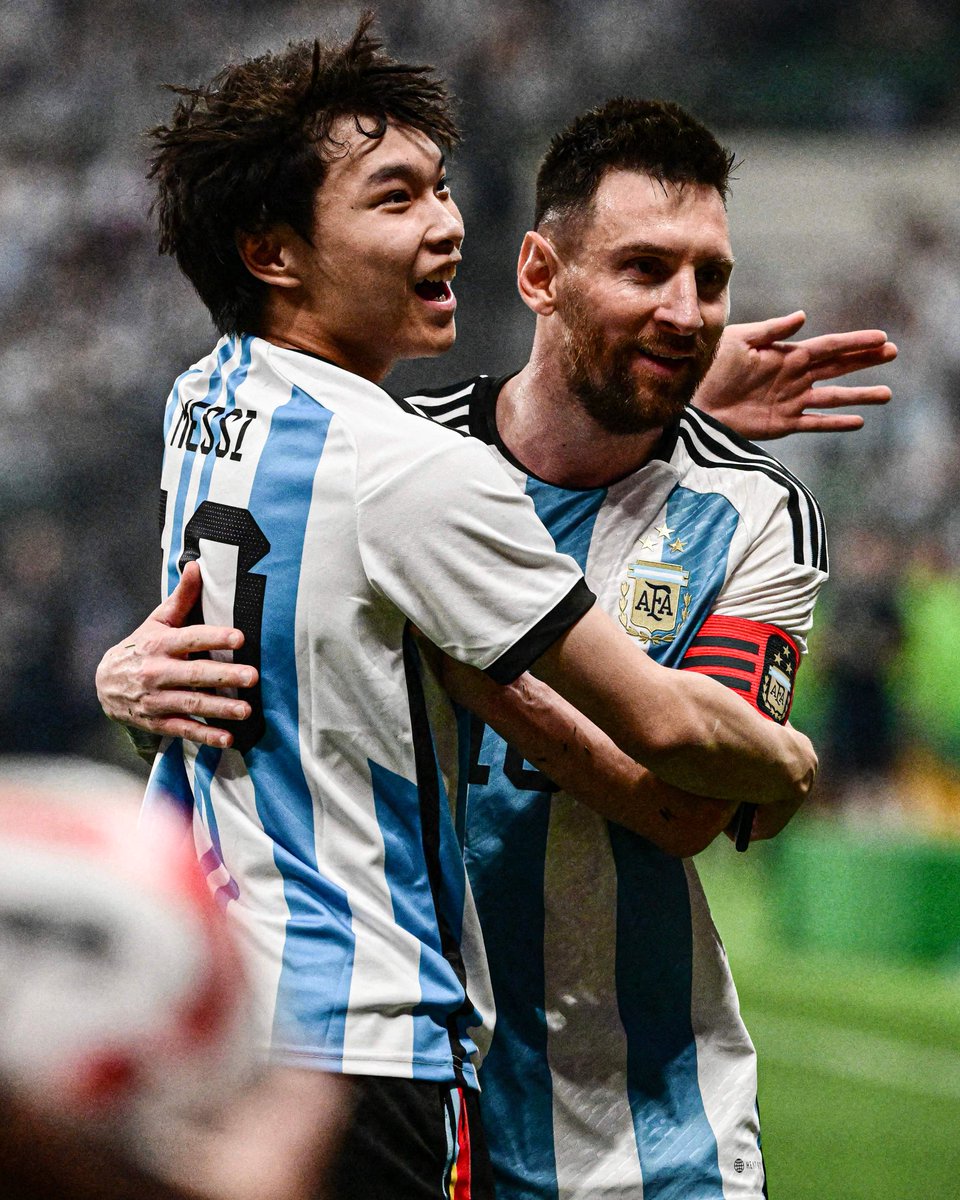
[143,338,594,1087]
[408,375,827,1199]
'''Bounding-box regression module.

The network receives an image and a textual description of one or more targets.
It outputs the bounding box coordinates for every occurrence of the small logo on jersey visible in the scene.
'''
[758,634,798,723]
[733,1157,762,1173]
[619,559,691,645]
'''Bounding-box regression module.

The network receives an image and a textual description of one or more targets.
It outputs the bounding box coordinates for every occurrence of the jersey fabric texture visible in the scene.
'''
[406,374,828,1200]
[143,337,593,1088]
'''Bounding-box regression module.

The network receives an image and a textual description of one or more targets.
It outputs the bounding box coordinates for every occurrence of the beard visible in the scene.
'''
[557,288,720,436]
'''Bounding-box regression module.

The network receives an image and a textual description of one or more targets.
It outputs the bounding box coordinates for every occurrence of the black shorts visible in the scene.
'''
[328,1076,494,1200]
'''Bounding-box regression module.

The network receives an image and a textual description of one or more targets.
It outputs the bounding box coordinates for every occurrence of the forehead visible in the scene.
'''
[319,116,444,195]
[580,169,731,259]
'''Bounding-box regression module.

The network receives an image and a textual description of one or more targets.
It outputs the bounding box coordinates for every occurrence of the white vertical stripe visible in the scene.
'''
[685,862,764,1199]
[544,799,644,1199]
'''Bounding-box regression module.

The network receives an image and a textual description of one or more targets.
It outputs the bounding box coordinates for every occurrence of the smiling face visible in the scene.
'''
[551,170,733,434]
[290,117,464,381]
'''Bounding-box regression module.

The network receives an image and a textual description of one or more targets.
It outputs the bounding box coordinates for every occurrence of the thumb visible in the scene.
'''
[156,560,203,629]
[744,309,806,347]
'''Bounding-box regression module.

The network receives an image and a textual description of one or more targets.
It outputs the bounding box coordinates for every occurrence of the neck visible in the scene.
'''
[497,344,667,489]
[258,301,393,383]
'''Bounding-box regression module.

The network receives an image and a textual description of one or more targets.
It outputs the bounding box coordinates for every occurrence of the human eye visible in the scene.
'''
[375,187,412,208]
[436,175,452,199]
[627,257,666,281]
[696,264,730,297]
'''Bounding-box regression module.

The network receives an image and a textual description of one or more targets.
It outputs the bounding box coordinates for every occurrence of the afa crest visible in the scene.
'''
[757,634,798,723]
[619,560,692,645]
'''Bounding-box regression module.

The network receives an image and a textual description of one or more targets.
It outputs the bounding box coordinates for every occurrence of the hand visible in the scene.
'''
[694,310,897,439]
[95,562,256,749]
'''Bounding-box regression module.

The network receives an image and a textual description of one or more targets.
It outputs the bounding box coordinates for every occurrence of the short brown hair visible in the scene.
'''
[148,14,460,335]
[535,97,735,241]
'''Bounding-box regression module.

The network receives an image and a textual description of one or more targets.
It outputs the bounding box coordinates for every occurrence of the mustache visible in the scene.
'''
[631,333,712,360]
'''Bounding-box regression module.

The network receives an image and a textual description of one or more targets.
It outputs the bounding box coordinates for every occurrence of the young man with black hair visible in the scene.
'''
[110,20,827,1200]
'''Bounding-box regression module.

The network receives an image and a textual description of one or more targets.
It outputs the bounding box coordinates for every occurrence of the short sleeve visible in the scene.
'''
[357,437,594,679]
[711,488,828,654]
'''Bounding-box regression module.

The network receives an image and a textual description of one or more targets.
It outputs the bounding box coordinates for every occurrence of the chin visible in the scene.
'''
[408,319,458,360]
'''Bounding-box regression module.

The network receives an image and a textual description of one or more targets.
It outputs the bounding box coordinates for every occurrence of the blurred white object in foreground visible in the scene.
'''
[0,769,256,1177]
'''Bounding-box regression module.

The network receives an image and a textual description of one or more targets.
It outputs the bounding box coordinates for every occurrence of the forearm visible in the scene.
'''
[437,658,737,854]
[530,606,816,806]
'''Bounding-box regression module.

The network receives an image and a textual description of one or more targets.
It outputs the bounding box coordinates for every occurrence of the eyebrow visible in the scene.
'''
[364,153,446,190]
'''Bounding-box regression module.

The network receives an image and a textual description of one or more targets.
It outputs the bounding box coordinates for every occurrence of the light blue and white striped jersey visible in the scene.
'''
[143,339,594,1087]
[408,374,827,1199]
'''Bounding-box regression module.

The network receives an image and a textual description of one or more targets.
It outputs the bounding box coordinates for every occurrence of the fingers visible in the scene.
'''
[805,384,892,409]
[799,330,896,365]
[137,687,252,720]
[135,716,237,749]
[789,413,866,433]
[154,559,204,627]
[806,346,898,383]
[138,623,245,657]
[740,310,807,346]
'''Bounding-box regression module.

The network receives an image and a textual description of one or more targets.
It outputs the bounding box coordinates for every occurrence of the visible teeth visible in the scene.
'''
[421,267,456,283]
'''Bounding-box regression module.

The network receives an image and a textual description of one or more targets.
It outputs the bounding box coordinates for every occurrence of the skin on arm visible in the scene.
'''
[694,310,897,439]
[101,576,815,809]
[429,646,738,855]
[434,641,807,853]
[527,604,817,806]
[95,562,260,756]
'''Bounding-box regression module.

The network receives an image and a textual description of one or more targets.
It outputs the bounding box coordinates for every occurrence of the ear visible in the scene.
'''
[235,227,303,290]
[516,230,562,316]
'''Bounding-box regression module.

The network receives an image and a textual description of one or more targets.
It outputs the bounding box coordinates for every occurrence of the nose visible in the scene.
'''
[654,268,703,335]
[427,193,464,251]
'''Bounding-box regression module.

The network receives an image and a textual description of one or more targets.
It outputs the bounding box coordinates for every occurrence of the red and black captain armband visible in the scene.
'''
[680,614,800,725]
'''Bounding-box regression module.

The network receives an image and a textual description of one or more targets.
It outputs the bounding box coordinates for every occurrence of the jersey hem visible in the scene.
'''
[271,1046,480,1088]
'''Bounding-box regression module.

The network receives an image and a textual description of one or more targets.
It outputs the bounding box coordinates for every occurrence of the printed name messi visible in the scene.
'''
[168,399,257,460]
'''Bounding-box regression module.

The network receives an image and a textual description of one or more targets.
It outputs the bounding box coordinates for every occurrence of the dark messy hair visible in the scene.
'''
[147,13,460,335]
[534,97,736,242]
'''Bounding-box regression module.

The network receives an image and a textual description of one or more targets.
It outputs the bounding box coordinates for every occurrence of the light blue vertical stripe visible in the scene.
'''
[465,720,557,1199]
[523,477,608,571]
[190,743,226,855]
[609,827,725,1198]
[470,477,607,1200]
[652,486,739,666]
[194,333,253,506]
[237,383,356,1061]
[162,366,203,441]
[613,484,739,1195]
[453,702,472,850]
[142,738,192,820]
[165,336,237,595]
[369,759,481,1080]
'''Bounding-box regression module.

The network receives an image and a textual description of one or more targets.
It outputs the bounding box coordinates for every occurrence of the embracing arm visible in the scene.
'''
[95,562,259,760]
[528,604,817,807]
[695,311,896,439]
[430,647,738,855]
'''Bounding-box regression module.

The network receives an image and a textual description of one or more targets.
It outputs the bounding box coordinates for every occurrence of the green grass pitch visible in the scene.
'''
[697,832,960,1199]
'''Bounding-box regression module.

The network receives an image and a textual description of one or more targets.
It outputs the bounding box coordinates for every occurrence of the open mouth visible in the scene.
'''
[413,264,458,310]
[414,279,453,302]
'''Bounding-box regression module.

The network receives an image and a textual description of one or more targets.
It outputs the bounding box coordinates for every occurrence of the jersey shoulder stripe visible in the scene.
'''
[677,408,827,573]
[405,377,486,435]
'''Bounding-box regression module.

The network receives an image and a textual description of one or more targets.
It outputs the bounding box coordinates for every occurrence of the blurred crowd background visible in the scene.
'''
[1,0,959,831]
